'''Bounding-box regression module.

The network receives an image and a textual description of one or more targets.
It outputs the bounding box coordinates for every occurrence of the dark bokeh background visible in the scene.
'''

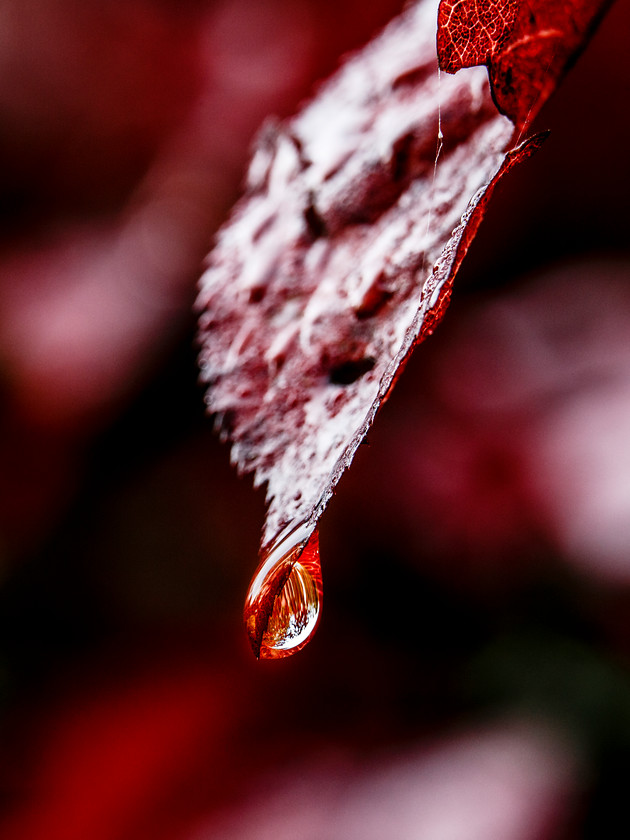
[0,1,629,838]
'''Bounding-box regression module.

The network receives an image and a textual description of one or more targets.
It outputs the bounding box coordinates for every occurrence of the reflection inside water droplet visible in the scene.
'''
[244,522,322,659]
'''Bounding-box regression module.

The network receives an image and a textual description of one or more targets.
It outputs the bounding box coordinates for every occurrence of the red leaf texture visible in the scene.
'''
[438,0,615,129]
[196,0,593,550]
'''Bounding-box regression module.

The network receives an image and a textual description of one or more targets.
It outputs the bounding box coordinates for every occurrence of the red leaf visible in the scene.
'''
[438,0,615,129]
[196,0,609,641]
[197,0,541,550]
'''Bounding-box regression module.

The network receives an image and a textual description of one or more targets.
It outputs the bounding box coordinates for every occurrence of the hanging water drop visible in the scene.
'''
[244,522,322,660]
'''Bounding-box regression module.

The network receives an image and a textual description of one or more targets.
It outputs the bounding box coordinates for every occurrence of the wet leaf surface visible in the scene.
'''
[196,0,605,549]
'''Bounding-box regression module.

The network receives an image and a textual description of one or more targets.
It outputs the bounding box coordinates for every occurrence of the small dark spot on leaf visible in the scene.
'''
[272,353,285,374]
[249,286,266,303]
[216,408,237,437]
[392,65,432,90]
[355,272,394,319]
[288,130,312,170]
[304,199,327,240]
[252,216,275,243]
[329,357,376,385]
[392,132,415,182]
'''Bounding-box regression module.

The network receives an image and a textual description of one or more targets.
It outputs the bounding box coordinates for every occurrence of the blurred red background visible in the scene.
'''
[0,1,629,838]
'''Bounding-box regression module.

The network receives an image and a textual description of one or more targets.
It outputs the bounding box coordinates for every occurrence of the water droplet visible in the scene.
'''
[244,522,322,660]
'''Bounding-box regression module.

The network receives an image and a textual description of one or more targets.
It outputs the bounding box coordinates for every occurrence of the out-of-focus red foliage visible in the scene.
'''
[0,657,243,840]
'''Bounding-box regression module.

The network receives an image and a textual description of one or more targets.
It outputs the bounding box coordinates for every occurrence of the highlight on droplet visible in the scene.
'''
[243,522,322,660]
